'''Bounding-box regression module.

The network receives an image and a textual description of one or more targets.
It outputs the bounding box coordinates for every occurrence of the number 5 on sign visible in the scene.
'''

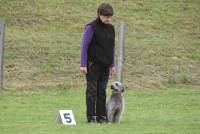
[56,110,76,125]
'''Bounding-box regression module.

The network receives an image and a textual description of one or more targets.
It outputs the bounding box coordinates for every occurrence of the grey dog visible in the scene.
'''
[106,81,124,123]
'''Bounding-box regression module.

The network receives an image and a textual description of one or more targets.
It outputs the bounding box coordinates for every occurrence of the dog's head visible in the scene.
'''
[110,81,124,93]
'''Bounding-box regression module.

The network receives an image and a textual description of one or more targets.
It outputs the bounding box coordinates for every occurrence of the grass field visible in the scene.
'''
[0,0,200,133]
[0,88,200,134]
[0,0,199,90]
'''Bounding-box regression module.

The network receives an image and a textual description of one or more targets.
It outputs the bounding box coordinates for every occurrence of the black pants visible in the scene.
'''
[86,62,109,121]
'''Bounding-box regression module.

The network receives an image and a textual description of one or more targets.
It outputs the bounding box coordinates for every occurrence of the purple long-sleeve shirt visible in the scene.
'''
[80,25,115,67]
[80,25,94,67]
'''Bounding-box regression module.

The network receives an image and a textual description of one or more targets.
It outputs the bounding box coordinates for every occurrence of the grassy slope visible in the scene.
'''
[0,88,200,134]
[0,1,200,133]
[0,0,200,90]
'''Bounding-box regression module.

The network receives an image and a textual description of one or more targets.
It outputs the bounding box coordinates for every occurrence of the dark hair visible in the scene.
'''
[97,3,114,16]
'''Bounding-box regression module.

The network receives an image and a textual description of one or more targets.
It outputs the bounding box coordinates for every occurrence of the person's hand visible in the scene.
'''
[110,66,116,76]
[80,66,87,74]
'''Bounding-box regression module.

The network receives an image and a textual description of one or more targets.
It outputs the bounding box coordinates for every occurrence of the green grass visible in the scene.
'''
[0,88,200,134]
[0,1,199,133]
[0,0,199,90]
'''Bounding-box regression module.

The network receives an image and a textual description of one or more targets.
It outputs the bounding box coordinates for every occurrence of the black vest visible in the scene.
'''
[87,18,115,67]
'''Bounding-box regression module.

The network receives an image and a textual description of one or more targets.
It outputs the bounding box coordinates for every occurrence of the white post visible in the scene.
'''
[116,22,125,84]
[0,21,5,89]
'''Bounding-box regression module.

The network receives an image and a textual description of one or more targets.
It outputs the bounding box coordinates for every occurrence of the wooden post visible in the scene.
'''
[0,21,5,89]
[116,22,125,84]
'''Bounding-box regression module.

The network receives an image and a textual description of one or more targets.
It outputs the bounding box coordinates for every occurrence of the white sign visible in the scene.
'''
[56,110,76,125]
